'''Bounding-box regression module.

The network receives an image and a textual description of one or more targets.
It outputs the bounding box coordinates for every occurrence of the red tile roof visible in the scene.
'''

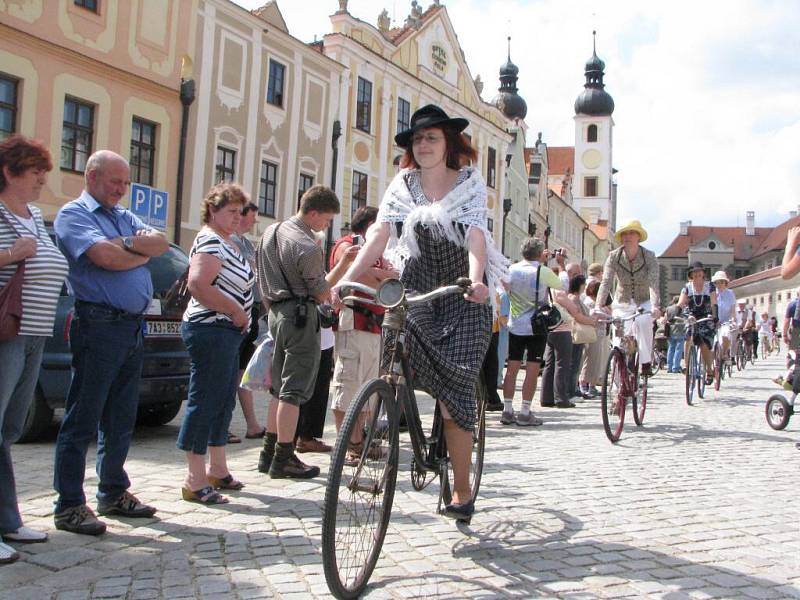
[729,266,781,289]
[659,226,773,260]
[546,146,575,175]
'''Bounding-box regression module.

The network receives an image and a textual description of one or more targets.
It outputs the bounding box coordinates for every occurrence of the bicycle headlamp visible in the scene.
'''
[376,279,404,308]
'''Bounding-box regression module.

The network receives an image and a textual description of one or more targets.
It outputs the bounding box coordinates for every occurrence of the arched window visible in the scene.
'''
[587,124,598,143]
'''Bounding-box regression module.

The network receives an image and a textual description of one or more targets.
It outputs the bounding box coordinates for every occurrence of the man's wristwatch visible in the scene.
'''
[122,236,135,251]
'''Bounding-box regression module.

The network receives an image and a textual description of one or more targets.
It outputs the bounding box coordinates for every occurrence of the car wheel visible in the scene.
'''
[17,388,54,443]
[136,400,183,427]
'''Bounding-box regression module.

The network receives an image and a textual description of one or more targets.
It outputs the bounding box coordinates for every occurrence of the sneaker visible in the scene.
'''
[2,526,48,544]
[0,541,19,564]
[54,505,106,536]
[500,409,515,425]
[269,453,320,479]
[515,412,543,426]
[97,491,156,518]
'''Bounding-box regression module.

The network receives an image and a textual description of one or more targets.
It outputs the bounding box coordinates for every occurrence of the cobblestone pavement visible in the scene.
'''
[3,354,800,599]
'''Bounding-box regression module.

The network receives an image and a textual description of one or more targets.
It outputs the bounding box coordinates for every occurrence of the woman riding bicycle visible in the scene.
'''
[596,219,662,375]
[711,271,737,365]
[679,262,717,385]
[335,104,507,523]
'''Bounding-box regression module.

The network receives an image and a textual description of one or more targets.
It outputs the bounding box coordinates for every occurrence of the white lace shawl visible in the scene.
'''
[376,167,509,310]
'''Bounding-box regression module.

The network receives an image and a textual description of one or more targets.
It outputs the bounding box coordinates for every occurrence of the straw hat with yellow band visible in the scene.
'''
[614,219,648,243]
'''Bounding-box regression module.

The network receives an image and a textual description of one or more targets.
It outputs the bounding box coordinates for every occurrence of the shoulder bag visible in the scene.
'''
[0,207,26,341]
[529,265,562,336]
[571,301,598,345]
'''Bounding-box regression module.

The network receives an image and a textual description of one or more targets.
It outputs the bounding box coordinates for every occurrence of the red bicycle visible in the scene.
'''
[598,308,652,443]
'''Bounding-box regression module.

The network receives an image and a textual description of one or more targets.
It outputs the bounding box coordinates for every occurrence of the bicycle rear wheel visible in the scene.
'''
[685,344,696,405]
[441,375,487,507]
[697,346,706,399]
[713,342,722,391]
[322,379,399,600]
[601,349,626,442]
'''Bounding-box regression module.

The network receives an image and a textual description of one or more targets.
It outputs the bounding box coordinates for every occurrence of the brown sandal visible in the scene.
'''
[181,486,229,504]
[207,474,245,490]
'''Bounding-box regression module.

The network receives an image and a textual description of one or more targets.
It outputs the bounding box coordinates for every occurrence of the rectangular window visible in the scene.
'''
[0,75,18,140]
[74,0,98,11]
[130,117,156,186]
[672,265,684,281]
[584,176,598,197]
[61,97,94,172]
[266,60,285,107]
[351,170,368,217]
[356,77,372,133]
[528,161,541,184]
[297,173,314,209]
[487,147,497,188]
[258,160,277,217]
[487,217,494,232]
[215,146,236,182]
[396,97,410,137]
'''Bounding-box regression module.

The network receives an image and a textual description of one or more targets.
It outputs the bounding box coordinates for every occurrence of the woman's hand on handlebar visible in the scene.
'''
[464,281,489,304]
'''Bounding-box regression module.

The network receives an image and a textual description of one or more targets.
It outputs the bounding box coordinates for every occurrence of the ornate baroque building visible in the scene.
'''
[0,0,195,232]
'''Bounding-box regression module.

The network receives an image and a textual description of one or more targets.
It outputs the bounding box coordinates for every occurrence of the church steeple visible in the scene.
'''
[574,31,615,116]
[493,36,527,121]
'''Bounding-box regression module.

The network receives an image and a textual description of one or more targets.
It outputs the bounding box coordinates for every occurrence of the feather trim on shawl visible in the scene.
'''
[376,167,509,311]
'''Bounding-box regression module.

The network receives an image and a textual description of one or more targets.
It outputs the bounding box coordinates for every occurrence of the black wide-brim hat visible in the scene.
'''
[394,104,469,148]
[687,261,705,276]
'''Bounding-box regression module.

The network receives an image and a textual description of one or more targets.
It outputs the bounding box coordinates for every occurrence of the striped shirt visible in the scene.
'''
[183,228,254,325]
[0,203,69,336]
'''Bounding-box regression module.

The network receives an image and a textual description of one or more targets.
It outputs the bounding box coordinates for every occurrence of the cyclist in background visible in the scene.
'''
[679,262,716,385]
[711,271,736,366]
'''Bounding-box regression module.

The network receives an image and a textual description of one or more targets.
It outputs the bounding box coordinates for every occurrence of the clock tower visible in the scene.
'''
[573,31,616,231]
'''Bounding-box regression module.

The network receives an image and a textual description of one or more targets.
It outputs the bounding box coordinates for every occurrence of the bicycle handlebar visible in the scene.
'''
[338,277,473,309]
[595,308,652,325]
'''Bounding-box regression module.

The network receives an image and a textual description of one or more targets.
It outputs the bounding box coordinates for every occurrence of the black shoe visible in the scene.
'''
[485,400,504,412]
[257,450,273,474]
[442,499,475,524]
[54,504,107,536]
[269,453,320,479]
[97,491,156,518]
[555,401,576,408]
[641,363,652,377]
[540,402,555,408]
[398,412,408,432]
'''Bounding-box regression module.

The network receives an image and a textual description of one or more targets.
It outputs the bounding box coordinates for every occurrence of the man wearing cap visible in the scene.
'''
[711,271,737,365]
[596,220,661,375]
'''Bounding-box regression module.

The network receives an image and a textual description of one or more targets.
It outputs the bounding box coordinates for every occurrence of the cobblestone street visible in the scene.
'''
[3,355,800,599]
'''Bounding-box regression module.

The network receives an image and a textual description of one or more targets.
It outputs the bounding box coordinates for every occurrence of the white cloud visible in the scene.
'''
[234,0,800,253]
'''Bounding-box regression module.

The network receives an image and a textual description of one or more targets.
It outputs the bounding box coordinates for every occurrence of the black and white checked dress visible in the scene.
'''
[383,171,492,431]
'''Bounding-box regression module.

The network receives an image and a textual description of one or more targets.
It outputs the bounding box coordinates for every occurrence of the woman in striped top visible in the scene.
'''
[178,182,254,505]
[0,135,68,560]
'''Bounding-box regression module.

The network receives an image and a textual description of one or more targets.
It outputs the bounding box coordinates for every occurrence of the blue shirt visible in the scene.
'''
[785,299,800,325]
[55,190,153,314]
[716,288,736,323]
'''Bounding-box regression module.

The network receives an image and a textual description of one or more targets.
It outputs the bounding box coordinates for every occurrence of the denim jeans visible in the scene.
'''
[177,321,244,454]
[667,333,686,372]
[53,304,144,513]
[0,335,46,532]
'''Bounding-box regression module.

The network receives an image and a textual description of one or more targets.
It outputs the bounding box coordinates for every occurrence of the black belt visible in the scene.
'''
[74,300,143,320]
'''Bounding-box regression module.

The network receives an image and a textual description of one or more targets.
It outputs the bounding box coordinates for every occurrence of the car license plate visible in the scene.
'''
[145,320,182,337]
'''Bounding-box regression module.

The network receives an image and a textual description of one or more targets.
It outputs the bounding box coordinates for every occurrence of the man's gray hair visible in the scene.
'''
[85,150,128,177]
[520,237,544,260]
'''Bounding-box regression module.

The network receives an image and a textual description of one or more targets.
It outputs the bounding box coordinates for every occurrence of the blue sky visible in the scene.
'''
[234,0,800,254]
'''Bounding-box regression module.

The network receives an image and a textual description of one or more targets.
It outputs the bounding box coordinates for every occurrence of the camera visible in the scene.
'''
[352,234,363,247]
[293,300,308,328]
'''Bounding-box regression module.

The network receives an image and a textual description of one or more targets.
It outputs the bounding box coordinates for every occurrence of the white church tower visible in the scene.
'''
[572,31,616,232]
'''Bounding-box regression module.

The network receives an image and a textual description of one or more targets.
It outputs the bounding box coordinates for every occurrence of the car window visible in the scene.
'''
[147,246,189,295]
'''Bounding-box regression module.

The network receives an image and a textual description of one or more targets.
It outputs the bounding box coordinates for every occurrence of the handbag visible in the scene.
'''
[572,321,598,345]
[529,265,562,336]
[240,333,274,392]
[0,207,25,341]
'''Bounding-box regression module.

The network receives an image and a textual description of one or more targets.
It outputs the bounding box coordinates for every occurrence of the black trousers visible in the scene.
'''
[296,347,333,440]
[481,331,501,405]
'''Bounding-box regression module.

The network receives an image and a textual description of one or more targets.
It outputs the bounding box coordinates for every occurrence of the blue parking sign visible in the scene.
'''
[129,183,168,231]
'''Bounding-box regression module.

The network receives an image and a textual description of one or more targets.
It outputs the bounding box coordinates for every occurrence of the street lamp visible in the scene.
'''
[544,224,552,249]
[501,197,512,255]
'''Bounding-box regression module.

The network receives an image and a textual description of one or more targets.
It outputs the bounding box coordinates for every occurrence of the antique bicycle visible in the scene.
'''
[321,278,487,600]
[712,321,736,390]
[597,306,653,443]
[675,315,715,405]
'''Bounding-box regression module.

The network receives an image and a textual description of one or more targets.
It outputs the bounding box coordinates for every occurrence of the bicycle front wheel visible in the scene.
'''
[601,349,626,442]
[322,378,399,600]
[685,344,696,405]
[632,366,648,427]
[697,346,706,399]
[713,342,722,391]
[441,374,487,507]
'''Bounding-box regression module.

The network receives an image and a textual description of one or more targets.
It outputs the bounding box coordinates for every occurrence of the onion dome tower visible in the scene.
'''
[493,37,527,121]
[574,31,615,116]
